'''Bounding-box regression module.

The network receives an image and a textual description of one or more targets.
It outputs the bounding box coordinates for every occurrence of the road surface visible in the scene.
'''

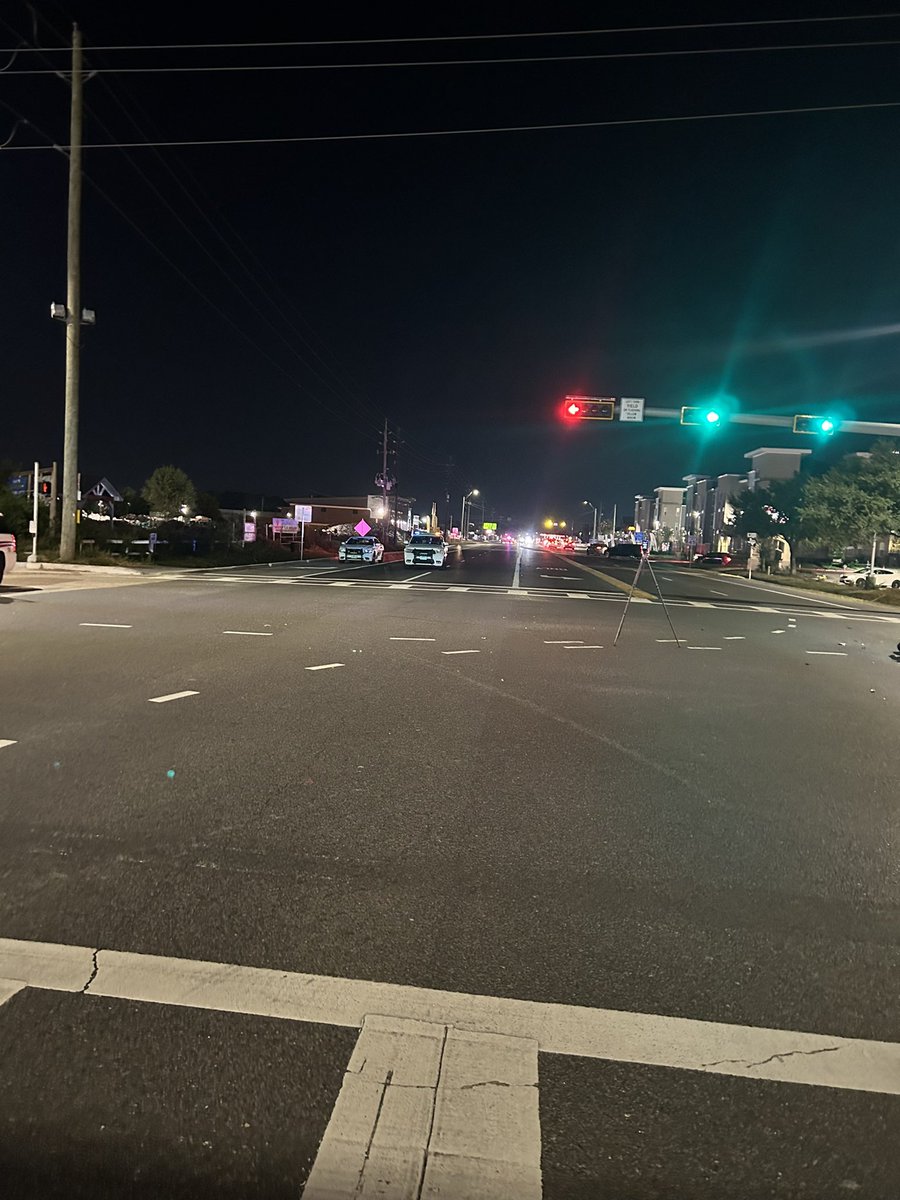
[1,544,899,1198]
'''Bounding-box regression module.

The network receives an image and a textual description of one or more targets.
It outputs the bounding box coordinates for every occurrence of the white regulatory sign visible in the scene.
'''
[619,397,645,422]
[295,504,313,523]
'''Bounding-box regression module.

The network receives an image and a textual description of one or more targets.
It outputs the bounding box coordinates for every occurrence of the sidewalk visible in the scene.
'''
[3,562,173,594]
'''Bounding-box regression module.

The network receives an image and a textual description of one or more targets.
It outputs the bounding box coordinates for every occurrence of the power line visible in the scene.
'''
[5,99,900,152]
[6,37,900,73]
[3,12,899,52]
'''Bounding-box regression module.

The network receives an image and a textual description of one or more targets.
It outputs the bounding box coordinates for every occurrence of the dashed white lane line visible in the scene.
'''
[512,548,522,590]
[656,639,679,643]
[564,644,603,650]
[147,690,199,703]
[442,650,480,655]
[390,637,437,642]
[79,622,132,628]
[544,640,583,644]
[567,592,591,599]
[447,586,470,592]
[688,601,715,608]
[687,646,721,651]
[223,630,273,637]
[2,937,897,1095]
[710,590,728,597]
[0,740,17,750]
[723,636,746,640]
[328,581,355,587]
[806,651,848,656]
[305,663,345,671]
[771,629,786,634]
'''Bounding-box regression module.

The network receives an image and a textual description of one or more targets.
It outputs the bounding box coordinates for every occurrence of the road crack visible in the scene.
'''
[81,948,100,994]
[702,1045,840,1071]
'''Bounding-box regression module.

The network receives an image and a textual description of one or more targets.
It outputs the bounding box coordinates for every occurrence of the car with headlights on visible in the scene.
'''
[338,535,384,564]
[404,533,450,568]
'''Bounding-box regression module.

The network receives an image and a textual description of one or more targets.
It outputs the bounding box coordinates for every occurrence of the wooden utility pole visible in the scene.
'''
[59,25,84,562]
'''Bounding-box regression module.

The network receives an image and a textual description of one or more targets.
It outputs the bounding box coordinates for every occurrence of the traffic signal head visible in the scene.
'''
[681,405,722,427]
[793,414,838,435]
[39,480,51,496]
[561,396,615,421]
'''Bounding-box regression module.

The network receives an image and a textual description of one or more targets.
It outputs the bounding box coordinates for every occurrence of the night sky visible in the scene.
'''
[2,0,900,527]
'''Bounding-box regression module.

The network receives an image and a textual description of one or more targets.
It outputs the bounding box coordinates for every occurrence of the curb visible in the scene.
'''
[23,562,143,576]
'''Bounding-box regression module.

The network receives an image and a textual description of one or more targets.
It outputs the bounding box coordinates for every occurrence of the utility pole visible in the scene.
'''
[49,460,59,538]
[381,418,388,545]
[59,25,84,563]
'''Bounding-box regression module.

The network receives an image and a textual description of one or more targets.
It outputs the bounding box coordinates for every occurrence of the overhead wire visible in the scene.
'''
[6,36,900,73]
[3,11,899,51]
[4,98,900,152]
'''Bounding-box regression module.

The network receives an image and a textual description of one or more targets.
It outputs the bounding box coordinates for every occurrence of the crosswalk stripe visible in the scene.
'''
[303,1016,541,1199]
[1,937,897,1095]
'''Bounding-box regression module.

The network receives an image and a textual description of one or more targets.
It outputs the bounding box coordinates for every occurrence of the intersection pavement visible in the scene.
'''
[1,545,899,1197]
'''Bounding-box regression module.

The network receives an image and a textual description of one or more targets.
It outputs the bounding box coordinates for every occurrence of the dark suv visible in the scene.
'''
[605,543,643,560]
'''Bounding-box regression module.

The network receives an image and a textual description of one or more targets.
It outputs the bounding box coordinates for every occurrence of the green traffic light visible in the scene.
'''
[820,418,834,433]
[705,410,721,424]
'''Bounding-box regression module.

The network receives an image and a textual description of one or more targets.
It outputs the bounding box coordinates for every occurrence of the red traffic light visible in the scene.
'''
[561,396,615,421]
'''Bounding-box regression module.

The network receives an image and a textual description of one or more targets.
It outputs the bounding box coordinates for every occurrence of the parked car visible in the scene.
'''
[404,533,450,568]
[338,535,384,564]
[693,552,733,568]
[840,567,900,589]
[0,532,16,584]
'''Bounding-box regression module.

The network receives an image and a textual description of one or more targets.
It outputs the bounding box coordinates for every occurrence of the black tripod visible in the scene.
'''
[613,547,682,647]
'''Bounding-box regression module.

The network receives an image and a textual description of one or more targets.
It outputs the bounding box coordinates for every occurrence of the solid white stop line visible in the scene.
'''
[0,937,896,1096]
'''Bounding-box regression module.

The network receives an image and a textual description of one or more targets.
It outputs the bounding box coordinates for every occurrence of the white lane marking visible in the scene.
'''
[507,588,530,596]
[687,646,721,651]
[630,597,654,604]
[710,590,728,597]
[723,636,746,641]
[223,630,273,637]
[0,740,17,750]
[512,548,522,590]
[660,575,675,581]
[328,581,355,587]
[390,637,437,642]
[656,639,679,643]
[3,937,898,1095]
[771,630,786,634]
[303,1017,541,1200]
[79,622,133,628]
[305,663,345,671]
[540,574,580,580]
[442,650,480,655]
[806,651,848,656]
[147,690,199,703]
[400,571,434,583]
[688,601,715,608]
[753,606,782,613]
[447,586,470,592]
[423,1025,541,1199]
[567,592,590,599]
[564,644,603,650]
[544,640,583,644]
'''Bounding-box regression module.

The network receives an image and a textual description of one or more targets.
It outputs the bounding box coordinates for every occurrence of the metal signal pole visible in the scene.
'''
[59,25,84,562]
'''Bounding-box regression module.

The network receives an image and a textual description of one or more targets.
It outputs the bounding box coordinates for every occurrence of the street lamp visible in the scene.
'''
[461,489,479,538]
[582,499,598,540]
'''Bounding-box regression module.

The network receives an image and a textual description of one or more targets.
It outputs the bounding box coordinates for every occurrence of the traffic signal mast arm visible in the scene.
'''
[590,404,900,438]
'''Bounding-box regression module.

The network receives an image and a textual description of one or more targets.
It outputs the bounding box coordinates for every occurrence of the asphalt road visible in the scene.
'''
[2,545,899,1197]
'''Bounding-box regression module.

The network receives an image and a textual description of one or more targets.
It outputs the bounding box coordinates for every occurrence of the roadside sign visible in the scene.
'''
[619,397,645,422]
[8,473,29,496]
[272,518,298,533]
[149,531,158,552]
[243,521,257,543]
[294,504,313,523]
[636,531,650,545]
[483,522,498,531]
[354,519,371,536]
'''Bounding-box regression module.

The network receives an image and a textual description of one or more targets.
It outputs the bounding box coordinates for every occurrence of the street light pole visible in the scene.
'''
[59,25,84,563]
